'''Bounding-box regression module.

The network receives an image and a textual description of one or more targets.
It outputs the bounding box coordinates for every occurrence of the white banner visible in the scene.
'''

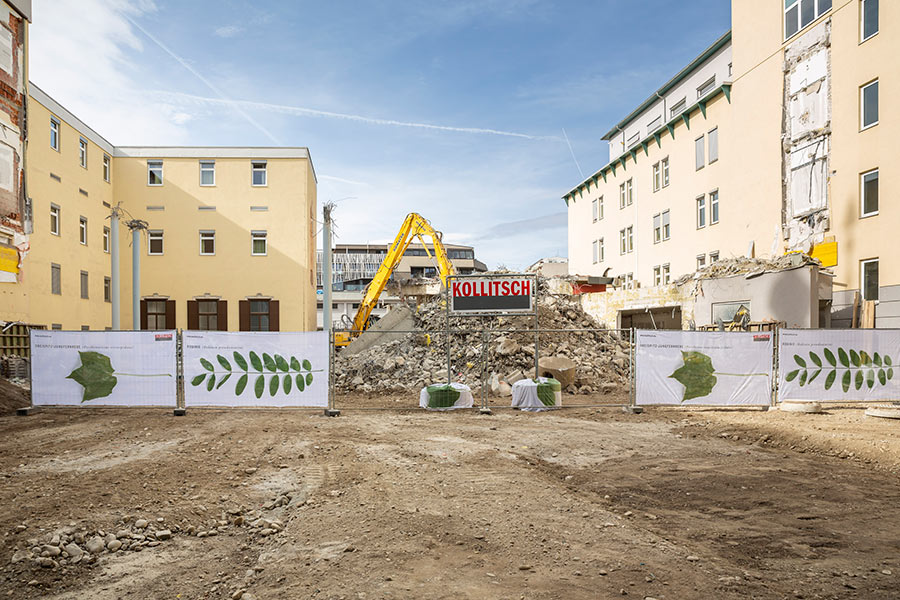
[636,330,773,406]
[30,330,177,406]
[778,329,900,402]
[183,331,329,407]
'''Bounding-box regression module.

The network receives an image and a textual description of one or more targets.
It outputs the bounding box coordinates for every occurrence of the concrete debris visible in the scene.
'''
[335,275,631,394]
[672,254,819,288]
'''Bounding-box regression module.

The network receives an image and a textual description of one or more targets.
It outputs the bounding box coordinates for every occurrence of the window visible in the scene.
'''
[598,238,604,263]
[661,210,670,240]
[80,271,89,299]
[104,277,111,303]
[251,161,267,186]
[862,0,879,41]
[669,98,686,119]
[200,160,215,186]
[697,195,707,228]
[200,230,216,255]
[81,325,90,331]
[626,225,633,253]
[147,160,163,186]
[661,157,669,187]
[250,300,271,331]
[647,115,662,132]
[653,266,662,286]
[598,196,604,220]
[710,190,720,224]
[697,254,707,269]
[709,251,719,263]
[626,132,640,148]
[103,154,111,182]
[198,300,219,330]
[861,80,878,129]
[145,300,168,330]
[103,226,110,253]
[592,239,599,264]
[79,217,87,245]
[861,169,879,217]
[624,273,634,289]
[653,213,662,243]
[148,230,164,255]
[728,62,733,77]
[51,263,61,295]
[785,0,832,40]
[620,229,627,254]
[592,197,599,221]
[251,230,267,255]
[695,135,705,170]
[626,178,633,205]
[652,162,661,192]
[79,138,88,168]
[861,258,879,301]
[50,204,60,235]
[697,76,716,98]
[708,128,718,163]
[619,182,626,209]
[50,117,60,151]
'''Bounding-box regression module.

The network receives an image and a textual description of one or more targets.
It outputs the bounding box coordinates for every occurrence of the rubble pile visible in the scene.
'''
[334,276,632,395]
[673,254,819,287]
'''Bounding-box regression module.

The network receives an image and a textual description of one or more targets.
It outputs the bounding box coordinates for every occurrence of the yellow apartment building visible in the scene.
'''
[2,84,317,332]
[567,0,895,328]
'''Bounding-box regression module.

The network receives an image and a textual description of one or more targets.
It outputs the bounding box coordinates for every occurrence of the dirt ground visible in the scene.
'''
[1,402,899,600]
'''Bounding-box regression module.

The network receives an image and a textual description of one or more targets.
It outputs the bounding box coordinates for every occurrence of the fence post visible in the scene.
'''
[173,328,186,416]
[771,327,779,409]
[325,329,340,416]
[16,328,39,416]
[625,328,642,414]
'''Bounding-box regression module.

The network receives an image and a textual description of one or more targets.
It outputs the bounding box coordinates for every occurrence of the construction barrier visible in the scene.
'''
[777,328,900,403]
[635,330,774,407]
[30,330,177,407]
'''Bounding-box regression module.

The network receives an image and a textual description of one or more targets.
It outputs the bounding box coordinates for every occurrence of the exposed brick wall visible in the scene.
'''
[0,7,24,232]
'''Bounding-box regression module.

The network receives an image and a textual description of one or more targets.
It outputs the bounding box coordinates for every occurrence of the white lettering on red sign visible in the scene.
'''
[452,279,532,298]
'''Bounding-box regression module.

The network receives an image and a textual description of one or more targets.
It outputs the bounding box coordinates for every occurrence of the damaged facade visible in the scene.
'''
[566,0,896,328]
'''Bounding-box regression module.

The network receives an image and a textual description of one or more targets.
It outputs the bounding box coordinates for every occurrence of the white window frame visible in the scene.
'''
[860,168,879,217]
[79,216,87,245]
[103,226,110,253]
[697,195,707,228]
[626,225,633,253]
[860,258,879,302]
[103,154,111,182]
[661,210,670,241]
[625,178,633,205]
[653,213,661,244]
[148,230,164,256]
[653,266,662,286]
[592,239,599,264]
[662,263,670,285]
[251,161,267,187]
[861,0,879,42]
[200,230,216,256]
[652,162,661,192]
[50,117,60,151]
[592,197,599,222]
[661,157,670,187]
[697,254,707,269]
[598,237,604,263]
[785,0,832,41]
[619,229,626,255]
[80,270,89,299]
[861,80,879,130]
[709,251,719,263]
[50,204,60,236]
[51,263,61,295]
[251,230,268,256]
[708,127,719,163]
[147,160,164,186]
[200,160,216,186]
[669,98,686,119]
[697,76,716,98]
[104,276,111,303]
[597,196,603,220]
[695,135,705,170]
[619,182,626,209]
[79,138,88,168]
[710,189,720,225]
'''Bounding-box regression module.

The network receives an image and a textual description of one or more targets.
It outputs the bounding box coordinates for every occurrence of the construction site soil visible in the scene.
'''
[1,403,899,599]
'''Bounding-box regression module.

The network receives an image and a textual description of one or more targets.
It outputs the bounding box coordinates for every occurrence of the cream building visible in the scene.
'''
[2,84,317,332]
[567,0,894,328]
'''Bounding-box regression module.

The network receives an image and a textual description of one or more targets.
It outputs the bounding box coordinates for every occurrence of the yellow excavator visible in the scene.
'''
[333,213,454,348]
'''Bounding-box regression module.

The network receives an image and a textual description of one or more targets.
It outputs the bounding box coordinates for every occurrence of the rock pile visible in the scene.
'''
[335,276,632,395]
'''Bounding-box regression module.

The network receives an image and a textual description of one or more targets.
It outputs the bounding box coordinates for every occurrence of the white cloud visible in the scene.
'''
[213,25,243,38]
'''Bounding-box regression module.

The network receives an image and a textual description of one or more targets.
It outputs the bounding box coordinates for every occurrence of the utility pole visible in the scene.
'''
[125,219,148,330]
[323,202,335,332]
[109,205,123,330]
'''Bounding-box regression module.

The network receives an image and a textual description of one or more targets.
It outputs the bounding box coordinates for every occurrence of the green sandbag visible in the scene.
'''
[426,384,461,408]
[536,378,561,407]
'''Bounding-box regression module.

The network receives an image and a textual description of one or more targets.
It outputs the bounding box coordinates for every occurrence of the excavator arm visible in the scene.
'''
[334,213,454,347]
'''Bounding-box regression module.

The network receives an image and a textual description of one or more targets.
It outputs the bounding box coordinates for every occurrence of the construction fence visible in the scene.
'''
[18,327,900,412]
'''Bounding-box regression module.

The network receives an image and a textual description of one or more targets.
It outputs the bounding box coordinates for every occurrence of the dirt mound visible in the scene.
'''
[0,377,29,414]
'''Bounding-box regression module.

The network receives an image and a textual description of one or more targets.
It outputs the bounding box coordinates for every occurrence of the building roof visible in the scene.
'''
[8,0,31,21]
[600,30,731,141]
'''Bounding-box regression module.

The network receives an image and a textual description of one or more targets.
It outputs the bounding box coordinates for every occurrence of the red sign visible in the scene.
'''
[449,275,535,315]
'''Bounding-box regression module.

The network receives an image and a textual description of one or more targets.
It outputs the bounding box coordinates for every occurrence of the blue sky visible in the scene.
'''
[30,0,731,270]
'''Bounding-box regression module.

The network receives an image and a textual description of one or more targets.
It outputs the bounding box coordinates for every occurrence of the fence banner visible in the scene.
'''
[636,330,773,406]
[183,331,329,407]
[778,329,900,402]
[30,330,177,406]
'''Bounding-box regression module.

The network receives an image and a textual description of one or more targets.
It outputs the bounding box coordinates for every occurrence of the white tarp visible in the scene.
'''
[778,329,900,402]
[511,377,561,412]
[30,330,177,406]
[418,382,474,411]
[183,331,329,408]
[636,330,773,406]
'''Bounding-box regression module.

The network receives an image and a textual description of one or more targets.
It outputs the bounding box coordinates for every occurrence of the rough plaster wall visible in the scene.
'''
[579,285,694,330]
[782,20,831,253]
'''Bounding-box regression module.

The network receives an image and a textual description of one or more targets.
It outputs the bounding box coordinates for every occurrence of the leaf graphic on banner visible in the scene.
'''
[263,353,277,372]
[296,373,305,391]
[669,351,717,402]
[191,374,206,387]
[233,351,248,371]
[290,356,301,371]
[269,374,279,396]
[67,351,118,402]
[216,373,231,390]
[200,358,215,372]
[838,348,850,367]
[283,374,292,394]
[235,374,248,396]
[206,374,216,391]
[217,355,232,371]
[249,351,263,372]
[824,370,836,390]
[254,375,265,399]
[823,348,836,367]
[809,352,822,367]
[275,354,289,372]
[794,354,807,368]
[194,353,321,396]
[842,370,851,393]
[850,350,861,368]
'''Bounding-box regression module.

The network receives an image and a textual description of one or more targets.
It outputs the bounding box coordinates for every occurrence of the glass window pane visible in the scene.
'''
[863,261,879,301]
[863,82,878,127]
[695,137,705,169]
[863,0,878,39]
[201,170,214,185]
[786,5,799,37]
[863,171,879,214]
[800,0,815,27]
[818,0,831,13]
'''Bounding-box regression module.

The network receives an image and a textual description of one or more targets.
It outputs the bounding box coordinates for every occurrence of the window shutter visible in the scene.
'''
[165,300,176,329]
[217,300,228,331]
[187,300,199,330]
[239,300,250,331]
[140,300,148,330]
[270,300,280,332]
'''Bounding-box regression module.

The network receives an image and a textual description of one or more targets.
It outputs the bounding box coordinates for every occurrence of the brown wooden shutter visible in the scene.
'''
[217,300,228,331]
[239,300,250,331]
[269,300,280,332]
[140,300,148,330]
[165,300,176,329]
[187,300,199,330]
